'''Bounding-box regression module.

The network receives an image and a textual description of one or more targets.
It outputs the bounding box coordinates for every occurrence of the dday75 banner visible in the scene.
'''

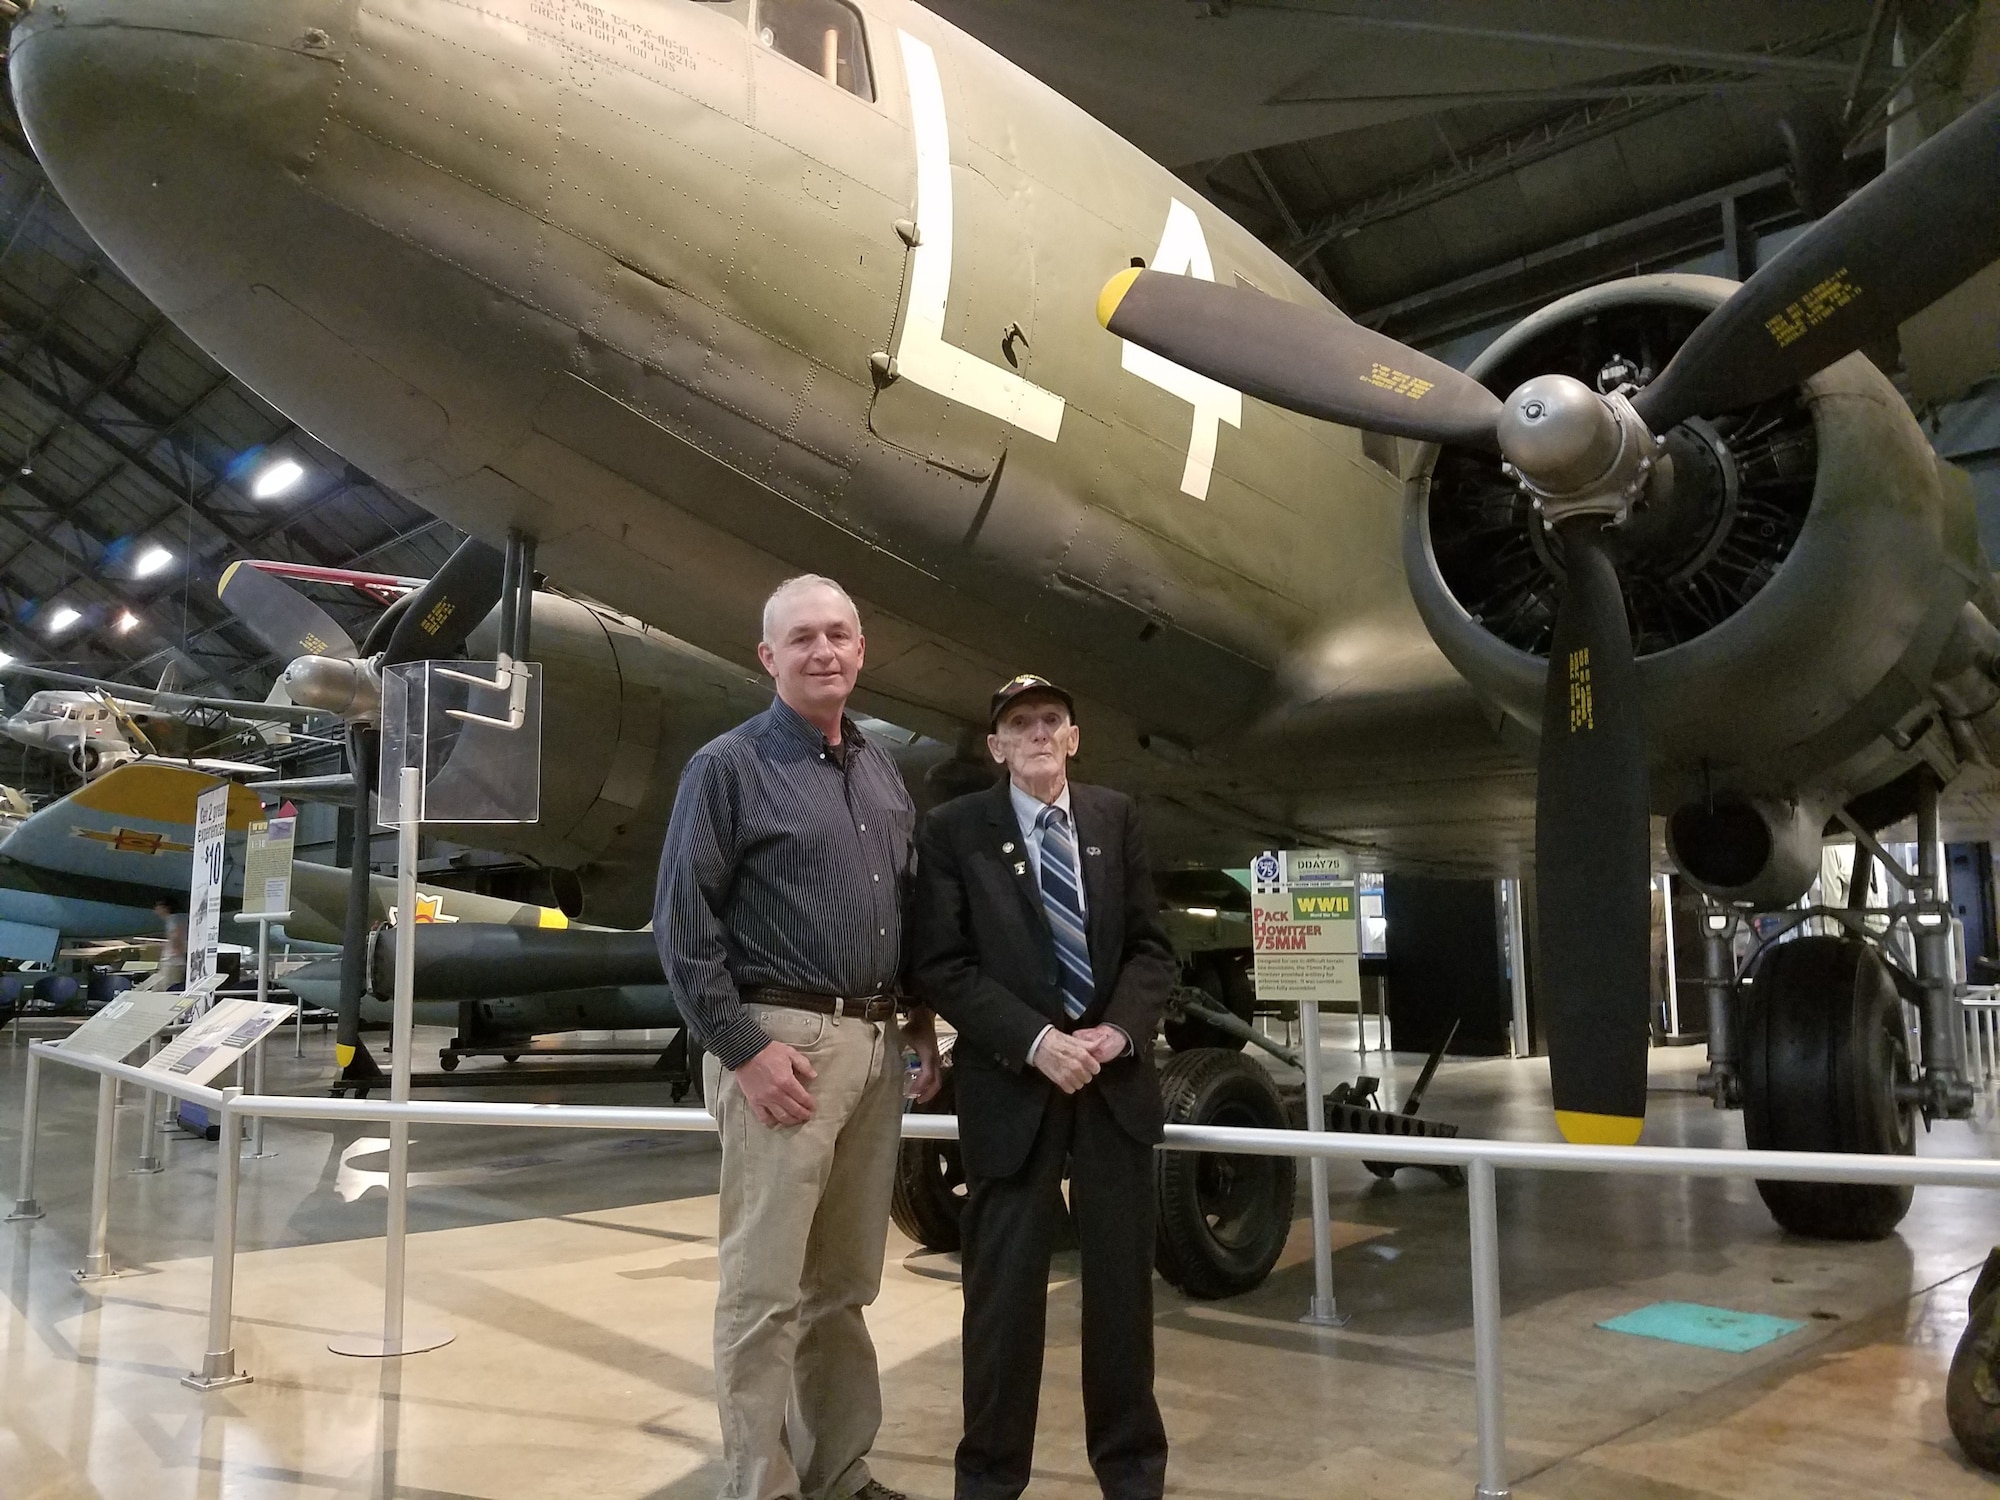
[1250,848,1361,1006]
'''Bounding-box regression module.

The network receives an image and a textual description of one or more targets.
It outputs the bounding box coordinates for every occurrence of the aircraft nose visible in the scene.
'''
[9,0,348,317]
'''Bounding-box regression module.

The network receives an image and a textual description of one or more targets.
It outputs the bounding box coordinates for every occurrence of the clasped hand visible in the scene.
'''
[1033,1024,1128,1093]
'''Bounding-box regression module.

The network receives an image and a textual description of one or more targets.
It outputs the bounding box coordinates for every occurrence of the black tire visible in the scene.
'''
[1155,1048,1295,1298]
[1949,1247,2000,1474]
[1741,935,1915,1240]
[890,1063,965,1252]
[1164,951,1255,1053]
[438,1053,459,1072]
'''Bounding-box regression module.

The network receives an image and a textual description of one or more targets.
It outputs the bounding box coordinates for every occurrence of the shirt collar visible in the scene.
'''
[765,694,864,756]
[1010,777,1072,833]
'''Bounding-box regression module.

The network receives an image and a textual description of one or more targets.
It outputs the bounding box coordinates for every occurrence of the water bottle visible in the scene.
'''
[903,1044,923,1099]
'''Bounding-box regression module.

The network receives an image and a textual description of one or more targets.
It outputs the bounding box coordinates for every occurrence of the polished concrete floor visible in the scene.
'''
[3,1016,1999,1498]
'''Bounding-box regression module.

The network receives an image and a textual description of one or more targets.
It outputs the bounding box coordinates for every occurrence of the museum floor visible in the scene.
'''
[3,1017,1998,1499]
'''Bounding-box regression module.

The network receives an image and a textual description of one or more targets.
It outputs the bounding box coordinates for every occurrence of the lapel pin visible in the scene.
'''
[1002,841,1015,854]
[1086,846,1101,856]
[1013,861,1027,875]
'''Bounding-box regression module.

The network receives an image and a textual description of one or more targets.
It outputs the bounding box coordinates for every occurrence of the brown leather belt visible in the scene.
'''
[743,985,898,1023]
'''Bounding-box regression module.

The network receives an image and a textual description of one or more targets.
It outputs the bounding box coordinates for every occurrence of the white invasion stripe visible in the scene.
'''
[894,31,1065,443]
[1120,201,1242,501]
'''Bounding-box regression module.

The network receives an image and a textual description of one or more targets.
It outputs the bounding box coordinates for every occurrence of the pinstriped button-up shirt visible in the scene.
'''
[653,696,914,1069]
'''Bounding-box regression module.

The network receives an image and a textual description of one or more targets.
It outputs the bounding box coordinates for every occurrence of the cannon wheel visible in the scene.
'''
[890,1060,965,1252]
[1155,1048,1295,1298]
[1742,935,1915,1240]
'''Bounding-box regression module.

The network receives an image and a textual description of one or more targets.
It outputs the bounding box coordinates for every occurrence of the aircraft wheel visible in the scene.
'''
[438,1053,459,1072]
[1948,1247,2000,1473]
[890,1063,965,1253]
[1742,935,1914,1240]
[503,1053,520,1064]
[1164,951,1255,1053]
[1155,1048,1295,1298]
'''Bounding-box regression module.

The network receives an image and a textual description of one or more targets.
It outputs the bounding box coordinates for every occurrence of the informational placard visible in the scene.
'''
[242,810,296,916]
[56,986,205,1064]
[139,995,294,1087]
[1250,847,1361,1005]
[186,782,230,992]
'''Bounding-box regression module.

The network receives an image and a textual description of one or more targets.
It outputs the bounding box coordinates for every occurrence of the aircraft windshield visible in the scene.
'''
[756,0,872,100]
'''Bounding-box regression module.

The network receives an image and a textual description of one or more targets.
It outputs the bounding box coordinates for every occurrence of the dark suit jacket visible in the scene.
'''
[911,778,1176,1179]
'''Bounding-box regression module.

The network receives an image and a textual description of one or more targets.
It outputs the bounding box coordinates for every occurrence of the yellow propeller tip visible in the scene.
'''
[1554,1110,1644,1146]
[335,1044,355,1068]
[1096,266,1142,330]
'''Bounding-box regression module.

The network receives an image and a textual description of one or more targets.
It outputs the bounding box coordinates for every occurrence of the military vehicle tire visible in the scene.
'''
[1949,1247,2000,1473]
[1155,1048,1295,1298]
[1164,951,1256,1053]
[890,1063,965,1253]
[1741,935,1914,1240]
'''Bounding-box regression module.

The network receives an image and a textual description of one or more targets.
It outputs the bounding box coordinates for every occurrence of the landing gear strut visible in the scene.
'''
[1693,773,1974,1241]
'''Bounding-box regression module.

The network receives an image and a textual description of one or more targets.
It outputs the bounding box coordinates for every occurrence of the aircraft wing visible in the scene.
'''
[0,761,264,891]
[0,663,328,724]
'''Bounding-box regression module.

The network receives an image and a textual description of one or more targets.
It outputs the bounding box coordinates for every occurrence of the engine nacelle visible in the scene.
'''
[1404,275,1982,904]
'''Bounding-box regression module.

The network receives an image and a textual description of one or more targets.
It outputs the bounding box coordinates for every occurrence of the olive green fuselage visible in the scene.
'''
[9,0,1981,872]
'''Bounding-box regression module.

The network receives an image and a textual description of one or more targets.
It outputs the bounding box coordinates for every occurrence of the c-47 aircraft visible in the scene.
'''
[12,0,2000,1234]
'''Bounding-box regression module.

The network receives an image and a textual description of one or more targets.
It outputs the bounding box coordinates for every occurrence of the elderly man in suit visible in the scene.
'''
[912,674,1176,1500]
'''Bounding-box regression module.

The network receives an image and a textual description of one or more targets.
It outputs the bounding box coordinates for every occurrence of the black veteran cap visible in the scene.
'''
[989,673,1075,730]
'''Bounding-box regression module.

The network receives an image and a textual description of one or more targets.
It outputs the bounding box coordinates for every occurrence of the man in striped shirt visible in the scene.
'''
[655,574,941,1500]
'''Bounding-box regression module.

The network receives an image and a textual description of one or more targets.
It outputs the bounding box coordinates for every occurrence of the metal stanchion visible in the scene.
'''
[183,1086,251,1390]
[73,1073,119,1281]
[233,911,291,1160]
[133,1032,165,1174]
[1468,1159,1510,1500]
[7,1046,44,1219]
[1297,996,1343,1327]
[330,766,451,1359]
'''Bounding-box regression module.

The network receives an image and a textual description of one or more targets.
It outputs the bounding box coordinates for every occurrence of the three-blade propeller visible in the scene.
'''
[216,537,509,1078]
[1101,89,2000,1145]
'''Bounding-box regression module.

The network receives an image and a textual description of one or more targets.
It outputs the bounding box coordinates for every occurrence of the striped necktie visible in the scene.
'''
[1037,804,1093,1019]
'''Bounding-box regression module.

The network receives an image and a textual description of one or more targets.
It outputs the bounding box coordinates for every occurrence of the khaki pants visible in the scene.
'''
[705,1003,904,1500]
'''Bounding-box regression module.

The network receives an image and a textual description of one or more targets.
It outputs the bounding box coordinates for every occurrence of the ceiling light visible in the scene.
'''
[46,606,80,635]
[250,458,305,499]
[115,611,140,635]
[134,545,174,577]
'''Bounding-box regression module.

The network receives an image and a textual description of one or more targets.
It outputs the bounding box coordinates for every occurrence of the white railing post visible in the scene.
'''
[1297,996,1342,1326]
[329,767,450,1359]
[1468,1158,1510,1499]
[133,1031,165,1174]
[7,1045,44,1219]
[73,1072,119,1281]
[184,1086,252,1390]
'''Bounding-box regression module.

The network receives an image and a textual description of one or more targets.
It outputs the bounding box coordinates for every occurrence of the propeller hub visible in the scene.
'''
[1496,374,1659,527]
[281,654,380,722]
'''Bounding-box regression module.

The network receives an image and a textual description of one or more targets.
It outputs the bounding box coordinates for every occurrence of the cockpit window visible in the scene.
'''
[756,0,873,100]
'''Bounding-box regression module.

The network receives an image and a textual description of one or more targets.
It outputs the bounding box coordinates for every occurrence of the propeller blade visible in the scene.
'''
[1637,89,2000,432]
[335,720,383,1082]
[379,537,506,665]
[217,560,360,662]
[1097,268,1504,449]
[1534,519,1653,1146]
